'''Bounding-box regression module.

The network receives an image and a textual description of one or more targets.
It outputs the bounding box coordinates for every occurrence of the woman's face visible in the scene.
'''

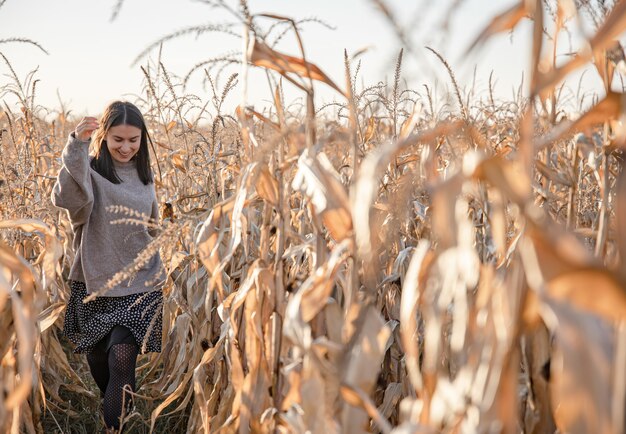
[106,124,142,163]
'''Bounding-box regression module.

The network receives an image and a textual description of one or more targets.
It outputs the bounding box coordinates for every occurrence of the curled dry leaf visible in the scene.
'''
[465,1,530,55]
[340,383,393,434]
[536,92,626,151]
[534,1,626,95]
[0,218,62,292]
[256,167,279,206]
[249,39,345,96]
[0,240,37,413]
[292,149,352,241]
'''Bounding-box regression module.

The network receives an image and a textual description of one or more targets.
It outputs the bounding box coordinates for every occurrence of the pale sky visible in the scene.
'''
[0,0,606,120]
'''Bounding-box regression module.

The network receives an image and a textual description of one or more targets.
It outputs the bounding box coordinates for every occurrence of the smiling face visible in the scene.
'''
[106,124,142,163]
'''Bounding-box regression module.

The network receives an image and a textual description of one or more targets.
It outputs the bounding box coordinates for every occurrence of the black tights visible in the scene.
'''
[87,342,139,431]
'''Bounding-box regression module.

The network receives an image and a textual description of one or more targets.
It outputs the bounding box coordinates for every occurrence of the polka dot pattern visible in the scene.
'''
[63,280,163,354]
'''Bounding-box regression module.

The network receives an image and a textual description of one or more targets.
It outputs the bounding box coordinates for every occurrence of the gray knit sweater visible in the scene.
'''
[51,133,164,297]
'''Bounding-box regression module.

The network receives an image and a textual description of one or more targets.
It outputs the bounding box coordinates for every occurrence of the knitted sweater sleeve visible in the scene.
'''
[50,133,94,227]
[148,196,160,237]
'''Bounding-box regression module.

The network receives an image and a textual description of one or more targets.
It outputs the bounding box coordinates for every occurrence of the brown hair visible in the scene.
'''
[90,101,154,185]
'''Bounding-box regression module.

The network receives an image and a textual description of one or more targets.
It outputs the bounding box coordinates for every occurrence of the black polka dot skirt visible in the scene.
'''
[63,280,163,354]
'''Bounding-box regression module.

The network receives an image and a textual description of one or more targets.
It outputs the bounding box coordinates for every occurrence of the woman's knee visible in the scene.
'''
[108,343,139,376]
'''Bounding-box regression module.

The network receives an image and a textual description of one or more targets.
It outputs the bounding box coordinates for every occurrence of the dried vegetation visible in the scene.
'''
[2,0,626,433]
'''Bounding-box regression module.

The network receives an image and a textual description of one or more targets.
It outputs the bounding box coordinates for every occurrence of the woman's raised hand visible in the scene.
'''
[74,116,100,141]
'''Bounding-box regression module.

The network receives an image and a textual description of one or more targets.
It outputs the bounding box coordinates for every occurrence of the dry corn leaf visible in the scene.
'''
[615,158,626,282]
[292,149,352,241]
[0,240,37,411]
[256,167,279,206]
[150,371,194,432]
[354,121,462,258]
[0,218,61,292]
[244,106,281,131]
[592,41,622,91]
[298,238,352,322]
[465,1,530,54]
[171,151,187,173]
[400,241,431,394]
[473,156,532,205]
[341,306,391,434]
[526,225,626,321]
[249,39,345,96]
[37,302,65,333]
[546,269,626,322]
[196,197,236,275]
[340,383,392,434]
[536,92,625,151]
[534,1,626,95]
[547,298,617,434]
[522,325,556,432]
[535,160,573,187]
[364,117,376,143]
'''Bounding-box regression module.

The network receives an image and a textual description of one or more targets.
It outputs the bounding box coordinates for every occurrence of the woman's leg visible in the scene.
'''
[86,344,109,398]
[103,342,139,430]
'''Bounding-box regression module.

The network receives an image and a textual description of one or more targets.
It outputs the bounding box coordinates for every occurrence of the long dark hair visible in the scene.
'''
[90,101,154,185]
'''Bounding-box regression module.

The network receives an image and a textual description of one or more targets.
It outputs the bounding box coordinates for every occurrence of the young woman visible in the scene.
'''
[51,100,165,432]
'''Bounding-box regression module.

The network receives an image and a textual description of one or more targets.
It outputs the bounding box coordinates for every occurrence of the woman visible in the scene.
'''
[51,100,165,432]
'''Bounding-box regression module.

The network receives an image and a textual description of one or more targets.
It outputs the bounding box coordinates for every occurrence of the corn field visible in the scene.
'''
[2,0,626,433]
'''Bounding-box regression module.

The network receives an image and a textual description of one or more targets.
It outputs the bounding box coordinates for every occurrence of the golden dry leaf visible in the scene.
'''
[400,241,431,393]
[354,120,463,258]
[616,166,626,282]
[536,92,625,151]
[430,172,464,249]
[546,269,626,322]
[292,149,353,241]
[569,91,623,132]
[473,156,532,205]
[340,384,392,434]
[196,197,236,276]
[298,238,351,322]
[521,288,543,329]
[321,208,352,244]
[166,120,177,132]
[249,39,345,96]
[0,218,61,293]
[535,160,573,187]
[171,151,187,173]
[150,371,195,432]
[527,225,596,281]
[0,240,37,411]
[255,167,279,206]
[197,163,259,298]
[592,41,622,91]
[37,302,65,333]
[489,188,507,260]
[535,1,626,95]
[548,299,616,434]
[364,117,376,143]
[466,1,530,54]
[192,337,225,434]
[526,224,626,322]
[399,105,420,140]
[244,106,280,131]
[340,306,391,433]
[588,2,626,62]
